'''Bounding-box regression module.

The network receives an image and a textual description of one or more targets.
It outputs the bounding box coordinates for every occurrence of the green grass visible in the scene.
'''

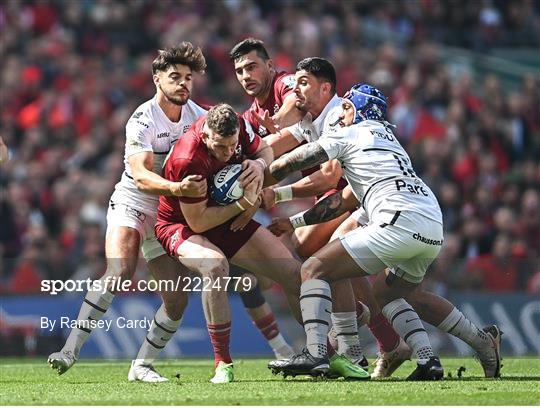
[1,357,539,405]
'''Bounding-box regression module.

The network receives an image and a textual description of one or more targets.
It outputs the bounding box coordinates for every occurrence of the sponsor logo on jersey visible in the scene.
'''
[128,139,145,148]
[137,121,149,128]
[281,74,296,89]
[182,125,191,133]
[303,129,312,137]
[395,179,428,196]
[258,125,268,137]
[132,111,143,119]
[157,131,170,139]
[412,232,443,246]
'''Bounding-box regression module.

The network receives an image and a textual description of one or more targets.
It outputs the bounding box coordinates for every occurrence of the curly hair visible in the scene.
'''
[152,42,206,74]
[206,104,239,138]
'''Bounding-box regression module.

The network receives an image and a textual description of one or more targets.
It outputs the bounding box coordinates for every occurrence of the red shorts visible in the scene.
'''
[155,218,260,259]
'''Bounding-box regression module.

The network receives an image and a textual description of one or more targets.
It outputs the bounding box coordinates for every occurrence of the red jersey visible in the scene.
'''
[242,70,296,137]
[158,115,261,225]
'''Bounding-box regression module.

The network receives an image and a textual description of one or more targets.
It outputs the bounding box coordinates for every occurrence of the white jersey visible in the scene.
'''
[286,94,342,143]
[111,97,207,215]
[317,120,443,224]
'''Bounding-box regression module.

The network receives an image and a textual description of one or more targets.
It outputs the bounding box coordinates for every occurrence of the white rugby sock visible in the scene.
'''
[301,279,332,358]
[438,307,489,351]
[64,289,114,357]
[382,298,434,364]
[136,304,182,365]
[331,312,364,361]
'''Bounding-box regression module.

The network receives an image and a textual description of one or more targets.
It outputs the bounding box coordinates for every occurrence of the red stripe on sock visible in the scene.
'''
[326,338,336,357]
[254,313,279,340]
[207,322,232,366]
[368,312,400,352]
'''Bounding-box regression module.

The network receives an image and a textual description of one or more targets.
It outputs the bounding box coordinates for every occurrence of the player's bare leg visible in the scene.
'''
[48,226,140,375]
[329,214,411,377]
[231,227,302,324]
[278,238,440,380]
[292,213,349,259]
[293,214,369,377]
[129,255,190,383]
[406,287,502,378]
[236,273,294,359]
[175,235,233,383]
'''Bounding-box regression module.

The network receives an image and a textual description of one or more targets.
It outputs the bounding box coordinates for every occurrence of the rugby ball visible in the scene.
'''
[210,164,244,205]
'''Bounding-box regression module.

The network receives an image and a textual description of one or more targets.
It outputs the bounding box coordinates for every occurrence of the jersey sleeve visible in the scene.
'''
[284,122,305,143]
[240,116,261,156]
[125,113,154,158]
[317,128,352,161]
[169,158,209,204]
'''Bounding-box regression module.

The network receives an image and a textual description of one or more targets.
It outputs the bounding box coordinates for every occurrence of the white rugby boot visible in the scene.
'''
[128,359,169,383]
[476,325,503,378]
[371,338,412,378]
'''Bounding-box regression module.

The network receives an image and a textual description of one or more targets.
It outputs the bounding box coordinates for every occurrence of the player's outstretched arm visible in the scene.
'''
[268,185,358,236]
[129,152,206,197]
[269,142,329,182]
[261,160,342,210]
[264,128,301,159]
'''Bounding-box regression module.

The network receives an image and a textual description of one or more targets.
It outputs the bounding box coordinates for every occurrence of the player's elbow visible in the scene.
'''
[185,219,209,234]
[133,176,148,192]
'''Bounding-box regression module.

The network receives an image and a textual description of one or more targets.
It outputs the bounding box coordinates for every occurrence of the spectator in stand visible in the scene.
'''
[0,0,538,295]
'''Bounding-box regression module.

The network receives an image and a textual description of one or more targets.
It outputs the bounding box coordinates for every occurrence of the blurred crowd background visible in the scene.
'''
[1,0,539,297]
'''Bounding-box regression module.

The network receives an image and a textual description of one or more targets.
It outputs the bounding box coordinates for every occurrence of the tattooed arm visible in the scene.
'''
[268,185,359,236]
[269,142,329,181]
[304,185,359,225]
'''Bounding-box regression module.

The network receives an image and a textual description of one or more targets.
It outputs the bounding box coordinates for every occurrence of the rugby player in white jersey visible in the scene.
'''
[267,84,502,380]
[48,43,208,381]
[264,58,407,377]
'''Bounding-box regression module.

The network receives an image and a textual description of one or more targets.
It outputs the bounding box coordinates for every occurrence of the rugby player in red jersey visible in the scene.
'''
[155,104,302,383]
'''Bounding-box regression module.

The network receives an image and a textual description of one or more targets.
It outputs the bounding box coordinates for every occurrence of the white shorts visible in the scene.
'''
[340,210,443,284]
[106,199,166,262]
[349,208,369,226]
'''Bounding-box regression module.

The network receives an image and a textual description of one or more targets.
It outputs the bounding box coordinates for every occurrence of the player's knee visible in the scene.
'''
[105,262,135,282]
[200,258,229,281]
[301,257,328,281]
[294,240,318,259]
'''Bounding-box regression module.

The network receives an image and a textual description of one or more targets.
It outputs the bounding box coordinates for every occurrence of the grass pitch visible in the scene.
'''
[1,357,539,405]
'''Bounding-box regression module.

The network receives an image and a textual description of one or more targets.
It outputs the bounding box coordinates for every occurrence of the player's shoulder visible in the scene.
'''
[238,113,258,144]
[184,99,210,116]
[274,71,295,89]
[126,98,156,129]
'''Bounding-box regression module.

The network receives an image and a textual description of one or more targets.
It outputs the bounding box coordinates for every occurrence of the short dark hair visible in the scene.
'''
[296,57,337,93]
[206,104,239,138]
[229,38,270,62]
[152,42,206,74]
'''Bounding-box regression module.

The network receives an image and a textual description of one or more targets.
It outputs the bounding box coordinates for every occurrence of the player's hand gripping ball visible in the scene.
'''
[210,164,244,205]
